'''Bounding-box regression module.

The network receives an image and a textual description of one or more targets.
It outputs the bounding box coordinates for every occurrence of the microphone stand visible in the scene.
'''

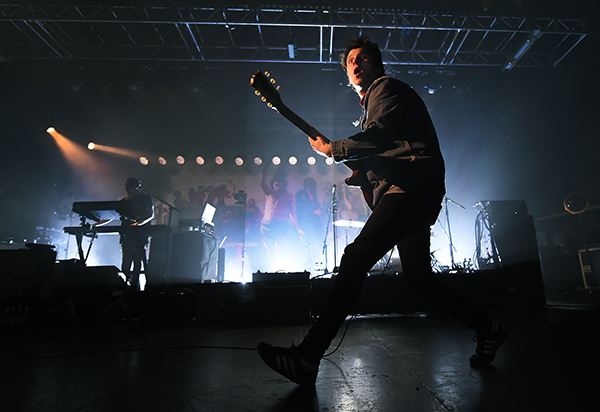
[140,188,180,226]
[443,196,465,269]
[321,208,331,275]
[331,184,339,273]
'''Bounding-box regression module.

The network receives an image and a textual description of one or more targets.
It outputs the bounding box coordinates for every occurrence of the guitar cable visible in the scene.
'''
[323,250,394,358]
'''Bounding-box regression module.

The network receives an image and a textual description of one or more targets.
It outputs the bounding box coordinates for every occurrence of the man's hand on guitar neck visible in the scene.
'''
[308,135,332,158]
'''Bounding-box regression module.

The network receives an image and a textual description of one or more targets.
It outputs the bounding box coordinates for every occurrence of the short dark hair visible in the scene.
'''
[125,177,140,188]
[340,36,385,77]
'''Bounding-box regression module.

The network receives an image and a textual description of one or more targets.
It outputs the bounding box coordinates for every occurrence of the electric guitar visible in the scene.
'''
[250,70,374,210]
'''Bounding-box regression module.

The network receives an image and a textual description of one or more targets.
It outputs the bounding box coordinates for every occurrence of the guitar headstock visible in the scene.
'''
[250,70,283,110]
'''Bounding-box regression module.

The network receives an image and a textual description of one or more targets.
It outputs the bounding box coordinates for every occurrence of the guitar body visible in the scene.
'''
[250,70,374,210]
[342,160,373,210]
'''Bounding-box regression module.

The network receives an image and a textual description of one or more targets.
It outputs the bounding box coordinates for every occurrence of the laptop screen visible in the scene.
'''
[201,203,216,226]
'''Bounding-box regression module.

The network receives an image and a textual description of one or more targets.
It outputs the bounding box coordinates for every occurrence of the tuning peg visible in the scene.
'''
[265,71,270,77]
[261,96,267,102]
[267,102,273,108]
[270,78,276,84]
[254,90,261,96]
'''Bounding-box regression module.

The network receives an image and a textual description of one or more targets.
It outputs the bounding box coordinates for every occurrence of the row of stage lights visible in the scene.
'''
[134,154,334,167]
[83,137,335,167]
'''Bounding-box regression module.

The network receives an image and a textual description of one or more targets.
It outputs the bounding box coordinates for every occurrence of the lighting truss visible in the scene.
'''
[0,4,591,70]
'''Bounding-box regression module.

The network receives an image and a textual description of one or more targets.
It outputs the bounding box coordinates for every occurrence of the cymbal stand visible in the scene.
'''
[321,209,330,274]
[234,190,248,280]
[331,185,339,272]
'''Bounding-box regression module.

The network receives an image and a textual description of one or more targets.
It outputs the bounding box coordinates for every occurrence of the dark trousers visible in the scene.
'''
[121,234,148,292]
[298,193,490,362]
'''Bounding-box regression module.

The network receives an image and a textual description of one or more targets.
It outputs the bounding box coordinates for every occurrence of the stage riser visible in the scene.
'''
[310,262,546,317]
[1,253,545,325]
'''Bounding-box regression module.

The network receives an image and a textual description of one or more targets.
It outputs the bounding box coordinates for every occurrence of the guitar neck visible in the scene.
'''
[275,102,331,144]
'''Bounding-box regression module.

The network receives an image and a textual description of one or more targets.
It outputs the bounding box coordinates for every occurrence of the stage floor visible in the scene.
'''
[2,301,598,412]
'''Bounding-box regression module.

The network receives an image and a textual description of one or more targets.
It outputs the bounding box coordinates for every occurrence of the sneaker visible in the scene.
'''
[469,321,507,367]
[257,342,319,386]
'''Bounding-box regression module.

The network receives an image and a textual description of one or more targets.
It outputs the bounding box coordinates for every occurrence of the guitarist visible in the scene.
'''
[258,36,507,386]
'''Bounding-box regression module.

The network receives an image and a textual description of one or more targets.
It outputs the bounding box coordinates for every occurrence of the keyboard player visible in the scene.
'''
[120,177,154,292]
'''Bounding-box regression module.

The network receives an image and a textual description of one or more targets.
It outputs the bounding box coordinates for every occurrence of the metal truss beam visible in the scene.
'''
[0,4,591,70]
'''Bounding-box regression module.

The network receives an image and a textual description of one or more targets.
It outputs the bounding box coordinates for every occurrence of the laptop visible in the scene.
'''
[201,203,216,226]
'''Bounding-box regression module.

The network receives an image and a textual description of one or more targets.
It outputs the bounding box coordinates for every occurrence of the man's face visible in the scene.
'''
[346,47,379,95]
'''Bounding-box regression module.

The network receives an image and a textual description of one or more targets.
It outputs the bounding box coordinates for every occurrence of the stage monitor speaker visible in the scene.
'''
[251,272,310,320]
[169,232,218,283]
[252,271,310,286]
[52,264,125,299]
[0,244,56,299]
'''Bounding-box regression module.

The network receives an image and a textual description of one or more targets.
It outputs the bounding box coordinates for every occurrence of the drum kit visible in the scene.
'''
[333,219,364,247]
[329,195,465,274]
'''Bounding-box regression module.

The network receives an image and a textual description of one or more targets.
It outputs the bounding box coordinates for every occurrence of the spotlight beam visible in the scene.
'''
[87,142,144,159]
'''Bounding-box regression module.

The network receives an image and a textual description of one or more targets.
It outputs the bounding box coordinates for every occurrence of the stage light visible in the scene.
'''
[235,157,244,166]
[254,157,263,165]
[139,156,149,165]
[325,157,334,166]
[307,156,316,165]
[288,156,297,165]
[87,142,95,150]
[46,128,105,188]
[176,155,185,165]
[272,156,281,166]
[215,156,224,165]
[158,156,167,165]
[196,156,205,165]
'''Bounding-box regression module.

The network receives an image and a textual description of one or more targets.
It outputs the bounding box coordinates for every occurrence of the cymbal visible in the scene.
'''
[333,219,365,228]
